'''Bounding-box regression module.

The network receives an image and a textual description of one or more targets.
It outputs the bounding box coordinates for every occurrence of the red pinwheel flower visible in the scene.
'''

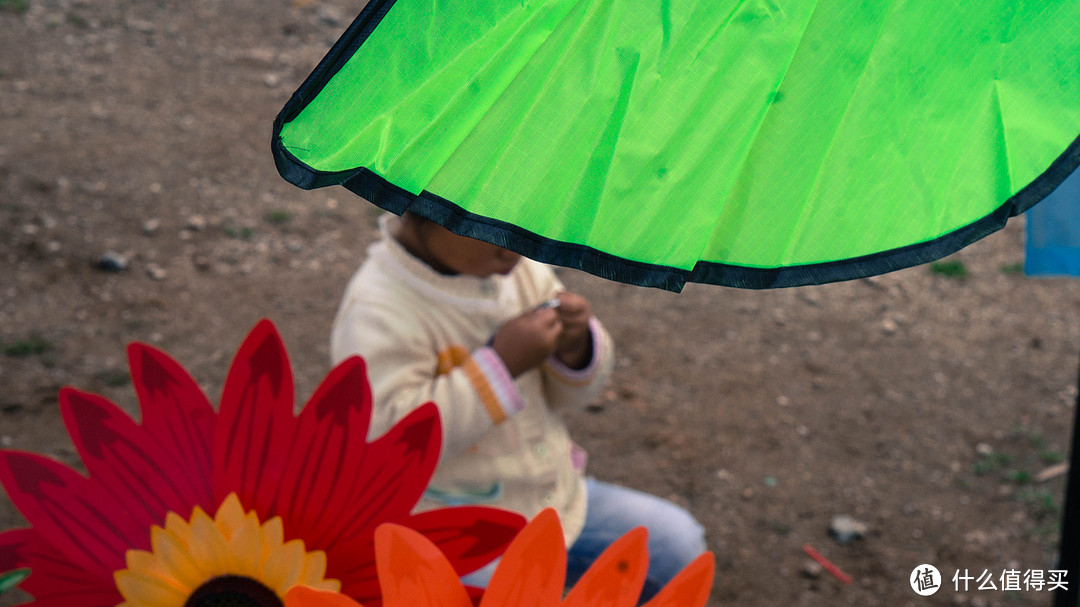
[0,320,524,607]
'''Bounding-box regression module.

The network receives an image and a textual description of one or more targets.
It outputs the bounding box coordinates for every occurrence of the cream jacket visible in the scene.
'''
[330,215,614,544]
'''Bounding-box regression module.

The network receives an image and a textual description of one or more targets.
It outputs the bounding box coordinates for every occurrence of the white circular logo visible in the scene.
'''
[910,564,942,596]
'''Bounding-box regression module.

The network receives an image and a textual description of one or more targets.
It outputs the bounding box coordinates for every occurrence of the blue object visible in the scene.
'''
[1030,164,1080,607]
[1026,165,1080,277]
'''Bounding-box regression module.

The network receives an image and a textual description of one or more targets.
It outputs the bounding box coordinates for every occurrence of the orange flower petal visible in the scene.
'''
[374,524,472,607]
[113,569,189,607]
[215,494,248,539]
[640,552,714,607]
[150,526,206,588]
[284,585,363,607]
[260,517,286,565]
[561,528,648,607]
[262,539,307,594]
[226,507,264,578]
[188,507,234,576]
[481,508,566,607]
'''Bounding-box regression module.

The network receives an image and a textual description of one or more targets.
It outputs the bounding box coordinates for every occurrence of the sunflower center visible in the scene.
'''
[184,575,285,607]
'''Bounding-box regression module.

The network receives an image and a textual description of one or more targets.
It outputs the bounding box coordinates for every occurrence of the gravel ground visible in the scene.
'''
[2,1,1080,606]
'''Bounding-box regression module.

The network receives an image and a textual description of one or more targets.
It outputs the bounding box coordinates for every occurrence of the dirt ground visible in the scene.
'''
[2,1,1080,606]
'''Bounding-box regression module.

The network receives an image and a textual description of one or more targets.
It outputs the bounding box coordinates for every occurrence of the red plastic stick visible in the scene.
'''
[802,544,854,585]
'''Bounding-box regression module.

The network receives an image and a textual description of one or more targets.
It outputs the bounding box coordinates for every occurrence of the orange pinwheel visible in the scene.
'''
[372,508,715,607]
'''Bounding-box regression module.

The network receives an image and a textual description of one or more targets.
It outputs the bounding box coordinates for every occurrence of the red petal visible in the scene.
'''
[60,388,206,532]
[479,508,563,607]
[346,402,441,524]
[0,528,119,602]
[21,596,122,607]
[128,342,215,510]
[408,506,527,577]
[16,592,123,607]
[562,527,648,607]
[0,451,137,575]
[335,559,380,605]
[322,403,441,561]
[640,552,714,607]
[213,319,296,512]
[321,403,442,598]
[273,357,374,547]
[331,505,525,602]
[0,528,32,573]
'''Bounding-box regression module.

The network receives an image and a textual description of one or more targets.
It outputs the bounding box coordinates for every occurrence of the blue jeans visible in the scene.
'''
[462,478,708,602]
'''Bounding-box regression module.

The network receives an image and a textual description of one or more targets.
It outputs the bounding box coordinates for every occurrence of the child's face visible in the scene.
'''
[423,223,522,277]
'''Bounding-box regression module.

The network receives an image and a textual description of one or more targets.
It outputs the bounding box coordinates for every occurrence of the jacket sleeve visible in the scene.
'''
[540,315,615,409]
[331,299,525,459]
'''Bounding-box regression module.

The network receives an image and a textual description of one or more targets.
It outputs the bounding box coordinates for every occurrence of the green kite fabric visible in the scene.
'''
[273,0,1080,291]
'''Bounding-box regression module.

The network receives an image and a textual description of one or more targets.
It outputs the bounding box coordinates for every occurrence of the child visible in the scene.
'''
[330,211,706,600]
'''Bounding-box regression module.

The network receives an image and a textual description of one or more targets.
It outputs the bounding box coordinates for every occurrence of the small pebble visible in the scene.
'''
[185,214,207,231]
[143,218,161,235]
[316,4,343,25]
[800,559,823,579]
[829,514,868,545]
[97,251,128,272]
[146,263,167,281]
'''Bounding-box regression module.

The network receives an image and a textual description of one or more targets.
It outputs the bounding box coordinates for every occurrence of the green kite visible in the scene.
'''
[273,0,1080,291]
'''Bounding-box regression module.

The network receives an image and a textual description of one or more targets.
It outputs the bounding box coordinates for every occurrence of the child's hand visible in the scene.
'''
[553,291,593,369]
[491,307,562,377]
